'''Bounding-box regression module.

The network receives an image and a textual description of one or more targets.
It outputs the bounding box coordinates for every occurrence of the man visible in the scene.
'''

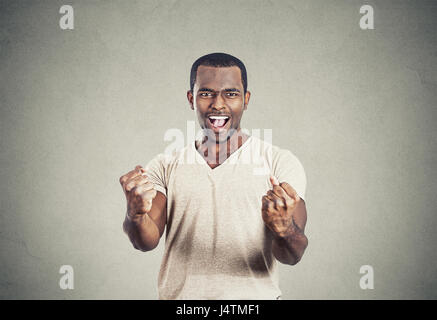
[119,53,308,299]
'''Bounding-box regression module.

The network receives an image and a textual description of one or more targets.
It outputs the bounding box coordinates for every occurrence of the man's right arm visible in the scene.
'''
[120,165,167,252]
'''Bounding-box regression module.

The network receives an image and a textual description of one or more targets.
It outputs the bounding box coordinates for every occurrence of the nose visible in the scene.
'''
[211,92,225,111]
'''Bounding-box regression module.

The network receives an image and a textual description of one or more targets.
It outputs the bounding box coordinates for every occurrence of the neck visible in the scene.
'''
[195,129,249,167]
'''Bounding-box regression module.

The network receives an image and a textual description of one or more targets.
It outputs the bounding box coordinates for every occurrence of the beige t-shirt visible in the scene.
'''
[146,135,306,300]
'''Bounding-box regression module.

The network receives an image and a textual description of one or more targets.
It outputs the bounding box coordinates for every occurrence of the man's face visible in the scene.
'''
[187,65,250,143]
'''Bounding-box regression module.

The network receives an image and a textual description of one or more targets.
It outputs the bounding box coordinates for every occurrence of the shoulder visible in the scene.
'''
[145,144,191,174]
[251,136,307,200]
[250,136,304,169]
[144,144,192,193]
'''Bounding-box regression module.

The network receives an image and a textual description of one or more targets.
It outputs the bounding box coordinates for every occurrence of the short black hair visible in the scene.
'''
[190,52,247,93]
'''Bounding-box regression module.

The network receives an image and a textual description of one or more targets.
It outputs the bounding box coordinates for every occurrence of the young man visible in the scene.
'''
[119,53,308,299]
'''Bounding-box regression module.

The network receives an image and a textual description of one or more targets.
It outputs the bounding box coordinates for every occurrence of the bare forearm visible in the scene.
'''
[123,214,160,251]
[272,227,308,265]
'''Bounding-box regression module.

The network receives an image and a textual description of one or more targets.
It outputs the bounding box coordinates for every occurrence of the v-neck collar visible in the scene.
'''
[191,135,253,173]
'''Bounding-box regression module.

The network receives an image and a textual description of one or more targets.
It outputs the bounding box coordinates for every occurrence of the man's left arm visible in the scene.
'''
[262,176,308,265]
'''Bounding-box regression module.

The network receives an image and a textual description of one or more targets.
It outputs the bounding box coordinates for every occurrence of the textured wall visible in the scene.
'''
[0,0,436,299]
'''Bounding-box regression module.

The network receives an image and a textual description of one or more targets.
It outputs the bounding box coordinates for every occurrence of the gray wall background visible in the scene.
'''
[0,0,436,299]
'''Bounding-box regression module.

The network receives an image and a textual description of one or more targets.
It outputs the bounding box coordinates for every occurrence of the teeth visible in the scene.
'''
[209,116,229,120]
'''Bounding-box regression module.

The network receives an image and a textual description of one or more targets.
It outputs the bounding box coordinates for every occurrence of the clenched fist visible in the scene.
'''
[119,165,157,220]
[262,176,302,238]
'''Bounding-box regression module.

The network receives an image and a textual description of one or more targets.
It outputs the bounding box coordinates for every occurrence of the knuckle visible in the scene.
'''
[133,186,142,196]
[144,181,154,190]
[137,206,147,214]
[144,200,153,212]
[128,182,137,192]
[142,176,150,183]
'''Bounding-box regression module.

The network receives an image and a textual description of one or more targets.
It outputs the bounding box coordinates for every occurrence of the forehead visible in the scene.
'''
[195,65,242,90]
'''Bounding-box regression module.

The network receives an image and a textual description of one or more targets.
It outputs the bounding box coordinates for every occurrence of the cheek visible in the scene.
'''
[194,96,210,109]
[229,102,245,118]
[196,110,209,128]
[196,111,206,124]
[194,100,208,115]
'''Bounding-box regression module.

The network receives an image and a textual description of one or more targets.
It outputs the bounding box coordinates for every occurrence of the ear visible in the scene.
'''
[243,91,251,110]
[187,90,195,110]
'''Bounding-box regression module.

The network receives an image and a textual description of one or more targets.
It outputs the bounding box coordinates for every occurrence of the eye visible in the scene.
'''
[226,92,238,97]
[199,92,213,97]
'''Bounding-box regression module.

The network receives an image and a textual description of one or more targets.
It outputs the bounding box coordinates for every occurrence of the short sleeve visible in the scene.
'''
[272,149,307,201]
[145,153,168,197]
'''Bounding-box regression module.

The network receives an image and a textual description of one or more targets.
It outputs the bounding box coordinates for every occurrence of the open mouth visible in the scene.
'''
[207,115,230,130]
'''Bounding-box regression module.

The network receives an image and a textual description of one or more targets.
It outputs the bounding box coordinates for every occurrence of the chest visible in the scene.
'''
[165,163,272,253]
[168,163,270,209]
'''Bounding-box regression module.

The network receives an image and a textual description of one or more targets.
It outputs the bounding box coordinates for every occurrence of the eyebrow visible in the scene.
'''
[224,88,241,93]
[198,88,215,92]
[198,88,241,93]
